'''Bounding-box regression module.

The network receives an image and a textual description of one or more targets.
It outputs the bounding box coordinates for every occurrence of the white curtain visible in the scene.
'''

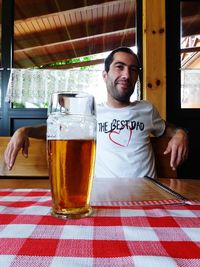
[6,69,105,105]
[181,69,200,108]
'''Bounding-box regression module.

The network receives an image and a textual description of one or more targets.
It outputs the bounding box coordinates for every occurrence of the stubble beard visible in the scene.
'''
[107,80,135,103]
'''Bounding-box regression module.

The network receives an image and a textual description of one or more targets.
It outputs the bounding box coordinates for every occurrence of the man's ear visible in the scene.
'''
[102,70,107,81]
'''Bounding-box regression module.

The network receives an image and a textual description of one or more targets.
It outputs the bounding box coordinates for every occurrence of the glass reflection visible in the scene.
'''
[181,1,200,108]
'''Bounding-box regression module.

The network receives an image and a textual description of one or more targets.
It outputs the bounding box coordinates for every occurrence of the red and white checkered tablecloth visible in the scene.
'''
[0,189,199,267]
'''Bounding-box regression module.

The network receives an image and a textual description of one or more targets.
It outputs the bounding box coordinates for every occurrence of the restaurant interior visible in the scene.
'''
[0,0,199,178]
[0,1,199,266]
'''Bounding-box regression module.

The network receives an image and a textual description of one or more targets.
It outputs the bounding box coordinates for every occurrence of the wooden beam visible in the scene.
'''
[181,46,200,53]
[143,0,166,119]
[14,30,135,68]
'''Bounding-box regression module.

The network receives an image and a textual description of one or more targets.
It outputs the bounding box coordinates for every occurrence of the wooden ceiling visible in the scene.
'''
[0,1,199,68]
[14,0,136,68]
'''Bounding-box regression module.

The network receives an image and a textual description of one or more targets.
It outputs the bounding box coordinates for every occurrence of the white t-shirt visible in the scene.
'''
[95,101,166,179]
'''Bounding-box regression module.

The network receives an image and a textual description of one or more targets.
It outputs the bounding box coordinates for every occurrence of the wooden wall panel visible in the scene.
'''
[142,0,166,119]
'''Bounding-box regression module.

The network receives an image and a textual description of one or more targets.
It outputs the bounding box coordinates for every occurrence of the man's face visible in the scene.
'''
[103,52,139,104]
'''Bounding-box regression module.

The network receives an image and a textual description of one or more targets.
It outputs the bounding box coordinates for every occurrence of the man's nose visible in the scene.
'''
[122,67,130,79]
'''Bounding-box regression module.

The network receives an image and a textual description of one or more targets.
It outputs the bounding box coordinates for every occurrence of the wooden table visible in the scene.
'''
[0,177,199,201]
[157,178,200,200]
[0,178,50,189]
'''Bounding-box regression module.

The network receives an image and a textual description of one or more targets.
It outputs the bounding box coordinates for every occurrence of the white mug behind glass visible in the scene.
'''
[47,92,96,219]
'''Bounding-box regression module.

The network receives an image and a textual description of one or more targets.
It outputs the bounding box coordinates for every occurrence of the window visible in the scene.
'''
[0,0,141,135]
[12,0,139,108]
[180,1,200,108]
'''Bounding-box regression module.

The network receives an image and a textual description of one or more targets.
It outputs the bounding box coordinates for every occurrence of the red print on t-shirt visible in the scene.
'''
[109,128,132,147]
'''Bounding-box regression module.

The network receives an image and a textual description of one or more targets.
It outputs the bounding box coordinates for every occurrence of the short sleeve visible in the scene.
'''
[151,105,166,137]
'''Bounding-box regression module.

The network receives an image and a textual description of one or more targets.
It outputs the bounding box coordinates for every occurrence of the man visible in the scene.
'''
[4,47,188,178]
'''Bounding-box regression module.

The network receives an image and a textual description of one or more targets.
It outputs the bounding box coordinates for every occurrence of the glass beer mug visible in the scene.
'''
[47,92,96,219]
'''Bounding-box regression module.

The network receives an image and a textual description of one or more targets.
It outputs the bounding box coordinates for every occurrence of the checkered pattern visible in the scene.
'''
[0,189,200,267]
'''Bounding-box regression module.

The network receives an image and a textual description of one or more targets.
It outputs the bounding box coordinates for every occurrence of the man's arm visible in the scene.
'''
[162,123,189,171]
[4,124,47,170]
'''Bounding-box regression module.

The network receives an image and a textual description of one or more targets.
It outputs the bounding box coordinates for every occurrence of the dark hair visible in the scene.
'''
[104,47,140,72]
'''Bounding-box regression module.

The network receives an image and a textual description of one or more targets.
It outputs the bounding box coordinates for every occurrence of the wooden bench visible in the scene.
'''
[0,136,177,178]
[0,137,48,177]
[151,136,177,178]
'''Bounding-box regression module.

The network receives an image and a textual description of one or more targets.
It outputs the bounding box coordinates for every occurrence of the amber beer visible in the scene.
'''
[48,139,96,218]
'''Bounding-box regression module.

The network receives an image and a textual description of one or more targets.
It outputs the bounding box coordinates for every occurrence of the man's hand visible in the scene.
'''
[4,128,30,170]
[164,129,188,171]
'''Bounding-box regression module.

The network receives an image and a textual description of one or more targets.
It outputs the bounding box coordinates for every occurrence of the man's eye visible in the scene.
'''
[116,65,123,70]
[131,67,139,72]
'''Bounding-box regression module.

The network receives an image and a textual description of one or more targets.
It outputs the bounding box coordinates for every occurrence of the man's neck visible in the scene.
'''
[106,97,130,108]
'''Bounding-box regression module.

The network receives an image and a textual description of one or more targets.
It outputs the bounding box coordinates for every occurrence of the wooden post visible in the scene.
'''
[143,0,166,118]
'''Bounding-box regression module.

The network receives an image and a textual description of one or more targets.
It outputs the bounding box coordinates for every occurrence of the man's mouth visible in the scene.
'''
[116,81,130,88]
